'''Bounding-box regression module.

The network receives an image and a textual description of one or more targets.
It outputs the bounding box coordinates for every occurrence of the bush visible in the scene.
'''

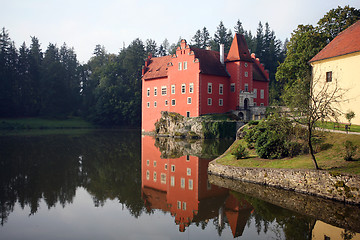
[232,144,249,159]
[343,140,358,161]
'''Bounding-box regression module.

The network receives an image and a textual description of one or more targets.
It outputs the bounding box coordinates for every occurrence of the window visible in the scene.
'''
[183,61,187,70]
[326,71,332,82]
[161,86,167,95]
[245,63,248,67]
[161,173,166,184]
[182,202,187,210]
[178,62,182,70]
[189,179,193,190]
[260,103,264,106]
[171,165,175,172]
[187,97,191,104]
[181,178,185,188]
[171,99,176,106]
[230,83,235,92]
[219,84,223,95]
[153,172,157,182]
[171,176,175,186]
[260,89,264,99]
[254,102,257,106]
[154,87,157,96]
[208,98,212,106]
[147,88,150,97]
[245,84,248,92]
[153,161,157,167]
[186,155,190,161]
[164,164,168,170]
[177,201,181,209]
[254,88,257,98]
[187,168,191,176]
[165,100,168,106]
[146,159,150,166]
[181,84,186,94]
[154,101,157,107]
[146,170,150,180]
[245,71,248,77]
[219,99,223,106]
[208,83,212,94]
[147,102,150,108]
[186,111,190,117]
[189,83,194,93]
[171,85,175,94]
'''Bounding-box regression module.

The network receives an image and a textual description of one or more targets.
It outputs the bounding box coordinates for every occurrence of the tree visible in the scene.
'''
[255,21,264,60]
[145,39,157,57]
[158,38,169,56]
[234,19,245,35]
[191,29,202,48]
[283,74,346,169]
[211,21,232,52]
[318,5,360,41]
[200,27,211,48]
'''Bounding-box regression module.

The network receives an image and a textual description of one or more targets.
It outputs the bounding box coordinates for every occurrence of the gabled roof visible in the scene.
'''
[191,47,229,77]
[310,20,360,63]
[142,55,172,80]
[252,53,270,82]
[226,34,252,62]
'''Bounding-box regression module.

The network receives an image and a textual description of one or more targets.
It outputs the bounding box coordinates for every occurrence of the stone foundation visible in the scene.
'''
[208,160,360,205]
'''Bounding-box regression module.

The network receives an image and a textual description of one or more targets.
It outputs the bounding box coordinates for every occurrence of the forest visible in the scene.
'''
[0,6,359,127]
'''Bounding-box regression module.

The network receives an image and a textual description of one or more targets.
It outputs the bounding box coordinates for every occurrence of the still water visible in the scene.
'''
[0,130,359,239]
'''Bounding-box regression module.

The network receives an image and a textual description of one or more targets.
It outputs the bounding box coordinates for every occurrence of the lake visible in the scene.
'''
[0,130,359,239]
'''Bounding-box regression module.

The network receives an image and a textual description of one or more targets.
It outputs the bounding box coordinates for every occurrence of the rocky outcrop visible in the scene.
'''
[154,111,241,139]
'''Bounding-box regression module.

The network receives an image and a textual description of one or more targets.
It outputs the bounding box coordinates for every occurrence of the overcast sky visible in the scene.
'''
[1,0,360,63]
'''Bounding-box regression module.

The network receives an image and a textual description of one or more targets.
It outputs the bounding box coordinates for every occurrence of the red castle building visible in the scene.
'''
[142,34,269,132]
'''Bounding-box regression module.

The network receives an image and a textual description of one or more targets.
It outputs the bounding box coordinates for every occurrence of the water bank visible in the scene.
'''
[208,174,360,233]
[208,158,360,205]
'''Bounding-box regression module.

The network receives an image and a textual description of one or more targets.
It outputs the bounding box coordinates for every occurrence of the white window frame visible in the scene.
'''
[146,159,150,166]
[171,165,175,172]
[186,111,190,117]
[219,98,223,106]
[208,98,212,106]
[165,100,168,106]
[187,97,192,104]
[171,99,176,106]
[188,179,193,190]
[245,71,248,77]
[260,89,264,99]
[161,173,166,184]
[183,202,187,210]
[147,88,150,97]
[230,83,235,92]
[164,164,168,170]
[154,101,157,107]
[219,84,223,95]
[171,84,175,94]
[189,83,194,93]
[177,201,181,209]
[181,178,185,189]
[154,87,157,96]
[153,161,157,167]
[153,171,157,182]
[183,61,187,70]
[146,170,150,180]
[161,86,167,96]
[187,168,191,176]
[147,102,150,108]
[181,84,186,94]
[178,62,182,70]
[171,176,175,186]
[207,83,212,94]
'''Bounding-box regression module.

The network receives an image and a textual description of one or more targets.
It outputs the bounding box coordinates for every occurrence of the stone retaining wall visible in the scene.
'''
[208,160,360,205]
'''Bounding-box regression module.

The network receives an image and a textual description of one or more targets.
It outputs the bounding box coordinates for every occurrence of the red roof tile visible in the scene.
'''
[226,34,253,62]
[310,20,360,63]
[191,47,229,77]
[143,55,172,80]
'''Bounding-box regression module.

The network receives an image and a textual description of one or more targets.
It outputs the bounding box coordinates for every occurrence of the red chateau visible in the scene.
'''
[142,34,269,132]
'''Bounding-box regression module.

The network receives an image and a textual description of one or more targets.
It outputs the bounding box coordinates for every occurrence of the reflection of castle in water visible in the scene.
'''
[141,135,253,235]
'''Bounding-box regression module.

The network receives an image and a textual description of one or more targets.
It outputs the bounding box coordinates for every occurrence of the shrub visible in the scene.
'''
[232,144,249,159]
[343,140,358,161]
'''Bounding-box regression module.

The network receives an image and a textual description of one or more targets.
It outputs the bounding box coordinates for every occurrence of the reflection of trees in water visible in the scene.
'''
[0,130,144,225]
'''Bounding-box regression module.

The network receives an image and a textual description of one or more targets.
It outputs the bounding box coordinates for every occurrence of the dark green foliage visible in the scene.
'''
[244,114,305,159]
[202,121,236,139]
[343,140,358,161]
[232,144,249,159]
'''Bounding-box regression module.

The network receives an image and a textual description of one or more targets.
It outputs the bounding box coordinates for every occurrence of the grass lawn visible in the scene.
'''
[0,117,95,130]
[216,131,360,175]
[317,121,360,133]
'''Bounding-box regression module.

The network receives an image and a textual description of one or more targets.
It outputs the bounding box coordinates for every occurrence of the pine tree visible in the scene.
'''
[234,19,245,35]
[191,29,202,48]
[212,21,232,52]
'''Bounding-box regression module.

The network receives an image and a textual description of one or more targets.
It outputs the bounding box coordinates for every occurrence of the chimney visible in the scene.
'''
[220,44,224,65]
